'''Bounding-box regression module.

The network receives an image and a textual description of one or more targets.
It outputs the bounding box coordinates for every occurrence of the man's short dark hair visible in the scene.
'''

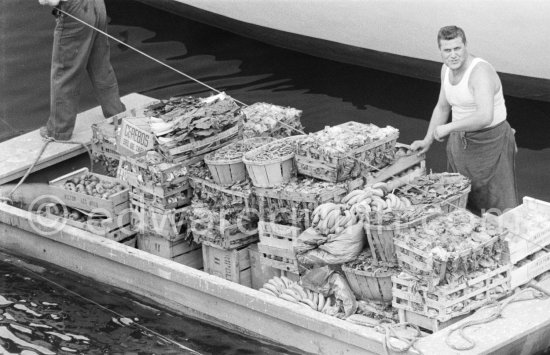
[437,26,467,47]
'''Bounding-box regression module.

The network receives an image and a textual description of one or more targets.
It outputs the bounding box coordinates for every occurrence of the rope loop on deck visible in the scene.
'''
[445,283,550,351]
[381,322,424,355]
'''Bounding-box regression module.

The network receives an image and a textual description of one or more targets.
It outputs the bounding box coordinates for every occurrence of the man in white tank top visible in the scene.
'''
[411,26,518,214]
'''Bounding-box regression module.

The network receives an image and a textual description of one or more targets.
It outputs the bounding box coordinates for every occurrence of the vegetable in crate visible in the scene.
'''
[244,138,295,162]
[120,150,187,185]
[242,103,303,138]
[62,173,126,199]
[206,137,275,162]
[396,172,470,206]
[145,93,244,143]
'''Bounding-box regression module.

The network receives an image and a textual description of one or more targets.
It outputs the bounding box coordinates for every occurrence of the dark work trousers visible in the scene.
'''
[46,0,125,140]
[446,120,519,216]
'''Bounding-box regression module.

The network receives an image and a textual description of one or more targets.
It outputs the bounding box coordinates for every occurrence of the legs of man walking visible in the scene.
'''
[42,0,124,141]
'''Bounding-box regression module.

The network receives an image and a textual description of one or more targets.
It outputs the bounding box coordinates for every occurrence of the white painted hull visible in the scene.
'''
[134,0,550,101]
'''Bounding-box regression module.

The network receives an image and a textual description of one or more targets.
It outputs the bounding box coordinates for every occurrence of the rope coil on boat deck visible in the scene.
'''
[444,282,550,351]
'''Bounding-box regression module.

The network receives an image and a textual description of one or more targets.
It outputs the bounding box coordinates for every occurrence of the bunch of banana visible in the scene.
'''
[310,203,355,235]
[259,276,336,313]
[342,182,413,218]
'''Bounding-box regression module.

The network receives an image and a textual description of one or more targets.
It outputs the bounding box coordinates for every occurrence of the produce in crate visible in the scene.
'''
[395,173,470,212]
[145,93,243,141]
[243,139,295,162]
[62,172,126,199]
[293,122,399,182]
[394,210,505,286]
[119,150,187,186]
[259,276,339,315]
[206,137,276,162]
[242,102,303,138]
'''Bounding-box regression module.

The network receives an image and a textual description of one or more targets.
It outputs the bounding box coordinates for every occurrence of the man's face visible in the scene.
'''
[439,37,467,71]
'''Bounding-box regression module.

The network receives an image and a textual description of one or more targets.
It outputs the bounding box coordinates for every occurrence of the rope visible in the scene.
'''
[4,137,94,203]
[445,283,550,351]
[382,322,424,355]
[55,7,247,108]
[0,256,203,355]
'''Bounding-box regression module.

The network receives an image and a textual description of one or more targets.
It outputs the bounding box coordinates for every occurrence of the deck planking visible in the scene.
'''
[0,93,156,185]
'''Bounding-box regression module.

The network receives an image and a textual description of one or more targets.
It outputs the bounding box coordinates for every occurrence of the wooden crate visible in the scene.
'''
[496,197,550,264]
[118,151,188,187]
[257,221,301,273]
[202,244,252,287]
[137,233,199,259]
[394,227,503,286]
[159,121,243,164]
[248,243,283,290]
[256,177,363,230]
[129,184,192,210]
[49,168,130,215]
[511,250,550,289]
[364,143,426,187]
[91,120,119,161]
[294,122,398,182]
[397,308,470,333]
[392,265,511,323]
[41,203,135,242]
[243,152,296,188]
[120,235,137,248]
[131,202,189,240]
[190,176,256,210]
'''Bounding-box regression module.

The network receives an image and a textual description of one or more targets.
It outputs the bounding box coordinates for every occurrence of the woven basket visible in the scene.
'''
[342,265,397,303]
[242,138,297,188]
[204,137,274,186]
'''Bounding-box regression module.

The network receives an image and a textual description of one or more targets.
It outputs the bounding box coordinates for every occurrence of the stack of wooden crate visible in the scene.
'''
[117,150,202,268]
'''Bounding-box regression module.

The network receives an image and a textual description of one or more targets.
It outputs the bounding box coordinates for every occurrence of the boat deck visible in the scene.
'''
[0,93,156,185]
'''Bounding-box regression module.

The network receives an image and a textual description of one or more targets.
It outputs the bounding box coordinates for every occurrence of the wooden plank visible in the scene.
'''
[0,93,157,185]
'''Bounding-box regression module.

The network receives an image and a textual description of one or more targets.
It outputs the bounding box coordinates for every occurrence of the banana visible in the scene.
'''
[321,297,332,313]
[270,277,286,291]
[279,293,299,303]
[371,182,388,193]
[280,276,293,288]
[400,196,412,208]
[338,212,352,227]
[320,203,338,220]
[259,288,277,297]
[342,190,364,204]
[292,284,308,300]
[305,288,312,300]
[371,188,385,198]
[312,213,320,226]
[325,209,340,230]
[312,203,325,217]
[282,288,302,302]
[313,292,319,306]
[300,298,318,310]
[317,217,330,234]
[317,293,326,311]
[263,283,280,295]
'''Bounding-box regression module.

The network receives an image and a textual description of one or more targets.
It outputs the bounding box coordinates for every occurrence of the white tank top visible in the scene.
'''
[444,58,506,127]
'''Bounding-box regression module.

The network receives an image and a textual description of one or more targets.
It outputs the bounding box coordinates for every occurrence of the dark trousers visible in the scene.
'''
[47,0,125,140]
[447,120,519,215]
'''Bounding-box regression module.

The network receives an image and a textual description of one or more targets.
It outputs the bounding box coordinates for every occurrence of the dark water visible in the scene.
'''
[1,0,550,353]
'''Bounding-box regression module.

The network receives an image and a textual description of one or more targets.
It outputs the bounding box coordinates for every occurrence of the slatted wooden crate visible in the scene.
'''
[190,176,257,211]
[511,250,550,289]
[256,177,363,230]
[248,243,284,290]
[363,143,426,187]
[257,221,301,273]
[131,202,189,240]
[159,121,244,164]
[392,265,511,324]
[49,168,130,215]
[41,203,135,242]
[393,227,503,286]
[137,233,200,258]
[129,185,192,210]
[202,244,252,287]
[294,122,399,182]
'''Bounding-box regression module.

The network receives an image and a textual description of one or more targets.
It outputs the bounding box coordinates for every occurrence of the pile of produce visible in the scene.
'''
[294,123,398,158]
[144,93,244,144]
[395,173,470,206]
[310,203,358,235]
[62,173,126,199]
[243,138,295,162]
[259,276,339,315]
[205,137,275,162]
[395,210,505,280]
[242,103,303,139]
[344,250,400,273]
[257,176,360,227]
[119,150,187,186]
[192,178,255,211]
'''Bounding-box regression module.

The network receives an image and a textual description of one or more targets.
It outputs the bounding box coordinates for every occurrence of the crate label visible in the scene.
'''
[119,118,155,155]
